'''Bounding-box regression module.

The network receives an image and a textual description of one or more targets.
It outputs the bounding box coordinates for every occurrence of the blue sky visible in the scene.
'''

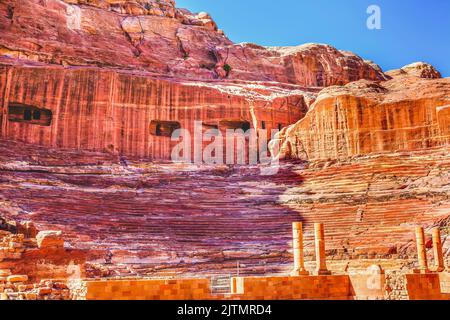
[177,0,450,76]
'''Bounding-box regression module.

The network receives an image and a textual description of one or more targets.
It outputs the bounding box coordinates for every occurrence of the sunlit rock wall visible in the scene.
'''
[0,0,385,84]
[276,76,450,161]
[0,60,307,160]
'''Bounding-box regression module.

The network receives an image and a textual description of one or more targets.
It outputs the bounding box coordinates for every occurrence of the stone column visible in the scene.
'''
[415,226,429,273]
[314,223,331,275]
[432,228,445,272]
[291,222,309,276]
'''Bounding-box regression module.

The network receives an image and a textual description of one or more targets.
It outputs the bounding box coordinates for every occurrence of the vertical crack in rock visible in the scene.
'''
[175,28,189,60]
[120,16,145,57]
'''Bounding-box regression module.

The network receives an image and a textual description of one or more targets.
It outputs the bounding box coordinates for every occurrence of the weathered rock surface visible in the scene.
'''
[0,139,448,277]
[386,62,442,79]
[0,0,390,161]
[0,56,310,159]
[275,74,450,161]
[0,0,385,84]
[214,43,387,85]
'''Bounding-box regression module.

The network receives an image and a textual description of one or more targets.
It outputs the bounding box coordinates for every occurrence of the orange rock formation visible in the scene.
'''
[0,58,309,159]
[0,0,449,300]
[275,67,450,161]
[0,0,388,160]
[0,0,385,83]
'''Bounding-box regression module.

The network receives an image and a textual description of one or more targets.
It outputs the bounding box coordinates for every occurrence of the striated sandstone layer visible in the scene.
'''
[0,139,448,277]
[275,73,450,161]
[0,0,389,161]
[214,43,387,86]
[0,57,310,159]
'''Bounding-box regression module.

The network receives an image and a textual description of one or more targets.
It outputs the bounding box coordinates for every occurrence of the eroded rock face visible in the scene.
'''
[386,62,442,79]
[0,0,392,161]
[215,43,388,85]
[0,0,385,84]
[36,231,64,249]
[0,0,449,287]
[275,74,450,161]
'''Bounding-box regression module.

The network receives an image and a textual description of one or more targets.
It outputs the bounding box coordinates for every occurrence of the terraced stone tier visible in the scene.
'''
[0,139,448,277]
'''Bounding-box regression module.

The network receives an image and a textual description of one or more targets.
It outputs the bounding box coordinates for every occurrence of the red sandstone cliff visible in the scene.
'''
[0,0,393,159]
[274,65,450,161]
[0,0,385,84]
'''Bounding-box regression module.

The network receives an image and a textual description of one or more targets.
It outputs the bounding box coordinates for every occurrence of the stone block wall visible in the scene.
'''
[405,274,446,300]
[0,220,86,300]
[230,275,352,300]
[82,276,354,300]
[81,273,450,300]
[84,278,213,300]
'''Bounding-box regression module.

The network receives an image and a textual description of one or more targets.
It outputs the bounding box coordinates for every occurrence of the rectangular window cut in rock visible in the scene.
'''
[219,120,251,131]
[150,120,181,137]
[8,103,52,126]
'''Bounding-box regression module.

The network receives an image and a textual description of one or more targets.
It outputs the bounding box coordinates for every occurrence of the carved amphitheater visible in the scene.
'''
[0,0,449,300]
